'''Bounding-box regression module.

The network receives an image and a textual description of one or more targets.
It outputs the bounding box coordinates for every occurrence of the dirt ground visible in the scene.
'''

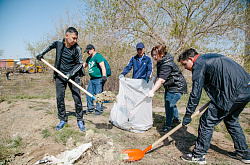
[0,73,249,165]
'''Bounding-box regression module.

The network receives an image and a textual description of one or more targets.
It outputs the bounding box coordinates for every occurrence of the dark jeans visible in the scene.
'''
[86,78,104,113]
[55,74,84,122]
[164,91,182,127]
[193,84,250,158]
[6,72,10,80]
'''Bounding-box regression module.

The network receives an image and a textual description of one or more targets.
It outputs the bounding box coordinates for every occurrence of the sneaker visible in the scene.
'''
[94,111,103,116]
[77,121,86,132]
[56,121,67,130]
[172,119,181,127]
[228,151,250,164]
[161,126,171,132]
[83,109,94,115]
[181,153,206,164]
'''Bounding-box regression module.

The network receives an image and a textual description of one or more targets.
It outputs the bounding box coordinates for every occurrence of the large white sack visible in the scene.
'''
[109,78,153,133]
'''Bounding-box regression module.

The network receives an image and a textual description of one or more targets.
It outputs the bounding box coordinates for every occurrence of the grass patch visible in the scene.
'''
[41,128,51,138]
[0,136,24,161]
[53,127,84,145]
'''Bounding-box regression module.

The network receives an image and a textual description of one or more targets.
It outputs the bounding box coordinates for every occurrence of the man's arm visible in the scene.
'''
[37,41,56,61]
[185,63,205,116]
[83,62,88,68]
[99,61,106,77]
[68,46,83,77]
[121,57,133,76]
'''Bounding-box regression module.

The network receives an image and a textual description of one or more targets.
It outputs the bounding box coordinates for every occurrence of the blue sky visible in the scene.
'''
[0,0,81,59]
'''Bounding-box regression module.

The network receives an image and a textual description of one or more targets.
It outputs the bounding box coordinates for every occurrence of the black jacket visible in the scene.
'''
[186,53,250,116]
[40,39,85,79]
[157,52,187,93]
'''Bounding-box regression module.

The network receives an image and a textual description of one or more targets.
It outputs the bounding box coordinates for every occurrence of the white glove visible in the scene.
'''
[148,90,154,98]
[119,74,124,79]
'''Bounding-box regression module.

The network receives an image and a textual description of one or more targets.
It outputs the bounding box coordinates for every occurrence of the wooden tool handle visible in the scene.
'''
[151,101,211,148]
[41,59,95,100]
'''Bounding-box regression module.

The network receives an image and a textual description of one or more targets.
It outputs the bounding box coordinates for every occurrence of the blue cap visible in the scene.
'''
[136,42,145,49]
[84,44,95,52]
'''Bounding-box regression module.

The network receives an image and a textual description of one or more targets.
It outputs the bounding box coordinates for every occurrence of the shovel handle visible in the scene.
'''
[151,100,211,149]
[41,59,96,100]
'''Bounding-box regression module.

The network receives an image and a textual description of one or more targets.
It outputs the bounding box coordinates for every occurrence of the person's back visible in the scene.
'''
[194,53,250,111]
[157,52,187,93]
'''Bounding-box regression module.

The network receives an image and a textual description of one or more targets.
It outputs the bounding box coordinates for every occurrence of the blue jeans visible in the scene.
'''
[193,85,250,157]
[165,91,182,127]
[86,78,104,113]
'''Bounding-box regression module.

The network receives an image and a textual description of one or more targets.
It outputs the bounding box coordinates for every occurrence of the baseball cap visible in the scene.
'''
[136,42,145,49]
[84,44,95,52]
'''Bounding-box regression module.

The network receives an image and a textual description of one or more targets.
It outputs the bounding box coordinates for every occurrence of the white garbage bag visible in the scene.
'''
[109,78,153,133]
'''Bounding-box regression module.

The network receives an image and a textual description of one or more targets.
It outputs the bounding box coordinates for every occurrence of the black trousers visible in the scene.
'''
[55,74,84,122]
[193,84,250,158]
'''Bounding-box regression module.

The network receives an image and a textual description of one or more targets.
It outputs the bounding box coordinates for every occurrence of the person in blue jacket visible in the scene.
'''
[119,42,152,82]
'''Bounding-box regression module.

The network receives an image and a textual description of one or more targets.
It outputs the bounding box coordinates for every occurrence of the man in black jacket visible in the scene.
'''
[178,48,250,164]
[36,27,86,132]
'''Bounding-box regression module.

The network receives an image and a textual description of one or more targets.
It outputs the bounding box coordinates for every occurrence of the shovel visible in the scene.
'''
[41,59,96,100]
[121,100,211,162]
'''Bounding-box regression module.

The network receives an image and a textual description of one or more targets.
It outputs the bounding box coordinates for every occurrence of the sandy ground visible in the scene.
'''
[0,73,249,164]
[0,98,249,165]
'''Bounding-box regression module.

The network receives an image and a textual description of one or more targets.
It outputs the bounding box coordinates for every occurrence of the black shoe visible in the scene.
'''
[228,151,250,164]
[181,153,206,164]
[161,126,171,132]
[83,109,94,115]
[172,119,181,127]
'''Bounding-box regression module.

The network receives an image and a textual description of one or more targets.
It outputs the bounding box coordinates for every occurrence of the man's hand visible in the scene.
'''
[145,77,149,83]
[36,54,43,61]
[66,73,71,81]
[147,90,154,98]
[101,76,107,83]
[119,74,124,79]
[182,114,192,126]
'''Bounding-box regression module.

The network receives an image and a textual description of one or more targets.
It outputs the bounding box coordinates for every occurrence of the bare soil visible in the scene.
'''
[0,73,249,165]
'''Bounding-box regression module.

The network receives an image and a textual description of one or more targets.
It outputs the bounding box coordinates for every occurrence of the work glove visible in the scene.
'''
[119,74,124,79]
[182,114,192,126]
[36,54,43,61]
[101,76,107,83]
[147,90,154,98]
[66,73,71,81]
[145,78,149,83]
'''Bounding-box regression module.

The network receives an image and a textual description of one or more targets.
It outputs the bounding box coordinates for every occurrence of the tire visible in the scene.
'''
[28,67,35,74]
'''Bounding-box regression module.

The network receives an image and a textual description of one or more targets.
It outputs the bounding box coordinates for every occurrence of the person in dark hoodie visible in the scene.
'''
[178,48,250,164]
[148,45,187,132]
[36,27,86,132]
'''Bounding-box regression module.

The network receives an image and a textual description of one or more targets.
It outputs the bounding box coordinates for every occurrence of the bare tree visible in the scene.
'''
[83,0,247,56]
[26,0,249,91]
[245,0,250,72]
